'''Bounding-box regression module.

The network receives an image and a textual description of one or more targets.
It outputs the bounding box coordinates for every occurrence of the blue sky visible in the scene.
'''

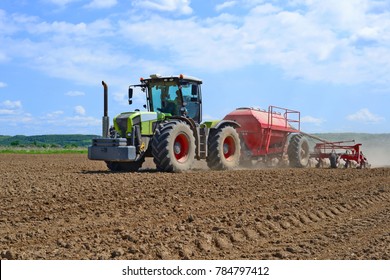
[0,0,389,136]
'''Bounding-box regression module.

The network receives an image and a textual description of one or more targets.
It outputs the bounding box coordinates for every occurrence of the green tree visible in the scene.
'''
[10,140,20,146]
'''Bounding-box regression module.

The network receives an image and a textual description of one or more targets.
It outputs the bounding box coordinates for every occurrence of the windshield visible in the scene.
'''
[149,83,180,116]
[148,81,200,121]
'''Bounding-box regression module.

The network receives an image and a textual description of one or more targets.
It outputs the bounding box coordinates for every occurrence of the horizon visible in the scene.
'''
[1,1,390,135]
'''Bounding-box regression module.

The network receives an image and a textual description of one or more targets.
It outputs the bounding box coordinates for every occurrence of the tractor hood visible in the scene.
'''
[113,111,165,138]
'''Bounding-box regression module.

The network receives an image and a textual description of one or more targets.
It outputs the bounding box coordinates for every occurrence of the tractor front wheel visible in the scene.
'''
[152,121,196,172]
[207,126,241,170]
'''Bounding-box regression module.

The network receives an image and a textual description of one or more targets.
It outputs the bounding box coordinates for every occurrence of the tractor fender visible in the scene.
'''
[168,116,198,132]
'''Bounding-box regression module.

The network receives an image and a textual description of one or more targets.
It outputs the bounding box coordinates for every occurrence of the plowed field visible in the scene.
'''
[1,154,389,260]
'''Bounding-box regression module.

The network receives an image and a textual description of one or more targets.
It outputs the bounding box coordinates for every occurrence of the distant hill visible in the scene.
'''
[0,134,99,147]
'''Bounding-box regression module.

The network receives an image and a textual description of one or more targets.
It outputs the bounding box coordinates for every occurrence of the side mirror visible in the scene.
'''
[128,88,133,105]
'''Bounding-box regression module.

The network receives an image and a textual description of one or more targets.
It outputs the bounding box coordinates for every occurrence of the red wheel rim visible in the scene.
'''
[223,136,236,160]
[174,133,190,162]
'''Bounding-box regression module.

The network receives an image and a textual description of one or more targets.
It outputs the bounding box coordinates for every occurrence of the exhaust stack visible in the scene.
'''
[102,81,109,138]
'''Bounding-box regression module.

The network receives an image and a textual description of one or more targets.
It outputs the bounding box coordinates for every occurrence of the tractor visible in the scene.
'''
[89,74,362,172]
[88,74,242,172]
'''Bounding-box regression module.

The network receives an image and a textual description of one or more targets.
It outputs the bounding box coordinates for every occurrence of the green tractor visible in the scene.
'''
[88,74,241,172]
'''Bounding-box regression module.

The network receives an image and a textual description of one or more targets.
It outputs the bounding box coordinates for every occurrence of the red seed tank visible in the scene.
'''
[223,106,300,157]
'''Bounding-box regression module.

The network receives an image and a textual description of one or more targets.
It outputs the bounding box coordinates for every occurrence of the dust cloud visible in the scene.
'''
[362,145,390,167]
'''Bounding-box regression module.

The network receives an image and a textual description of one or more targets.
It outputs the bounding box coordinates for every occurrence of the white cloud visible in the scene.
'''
[2,0,390,96]
[74,105,86,115]
[44,114,100,127]
[5,38,132,86]
[216,1,237,12]
[118,16,246,70]
[301,115,325,126]
[29,21,87,35]
[0,101,30,127]
[0,104,100,134]
[347,108,384,123]
[0,82,7,88]
[84,0,118,9]
[0,109,15,115]
[39,111,100,132]
[65,115,101,126]
[2,100,22,109]
[119,1,390,84]
[20,115,34,123]
[46,110,64,119]
[133,0,193,15]
[65,90,85,96]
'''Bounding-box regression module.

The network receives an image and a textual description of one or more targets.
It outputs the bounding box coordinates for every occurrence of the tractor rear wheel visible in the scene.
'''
[106,157,145,172]
[152,121,196,172]
[288,134,310,168]
[207,126,240,170]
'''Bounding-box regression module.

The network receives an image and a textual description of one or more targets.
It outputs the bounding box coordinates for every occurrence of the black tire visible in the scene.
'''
[288,134,310,168]
[151,121,196,172]
[207,126,241,170]
[329,152,338,168]
[106,157,145,172]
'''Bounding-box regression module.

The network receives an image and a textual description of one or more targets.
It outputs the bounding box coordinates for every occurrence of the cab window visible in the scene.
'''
[180,83,200,121]
[150,84,180,115]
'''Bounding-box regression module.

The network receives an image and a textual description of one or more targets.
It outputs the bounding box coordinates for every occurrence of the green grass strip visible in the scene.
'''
[0,148,87,154]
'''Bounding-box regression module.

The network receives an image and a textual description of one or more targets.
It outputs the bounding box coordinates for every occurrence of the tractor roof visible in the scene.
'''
[144,74,202,84]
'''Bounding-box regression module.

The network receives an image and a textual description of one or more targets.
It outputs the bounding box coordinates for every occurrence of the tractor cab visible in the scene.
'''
[130,74,203,124]
[90,74,241,172]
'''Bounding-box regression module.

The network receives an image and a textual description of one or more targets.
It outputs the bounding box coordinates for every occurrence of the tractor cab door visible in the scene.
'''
[180,82,202,124]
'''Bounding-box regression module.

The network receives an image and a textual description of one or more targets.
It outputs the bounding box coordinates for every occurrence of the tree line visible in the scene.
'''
[0,134,99,148]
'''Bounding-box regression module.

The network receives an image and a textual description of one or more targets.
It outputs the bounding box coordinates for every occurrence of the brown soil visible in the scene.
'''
[0,154,389,260]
